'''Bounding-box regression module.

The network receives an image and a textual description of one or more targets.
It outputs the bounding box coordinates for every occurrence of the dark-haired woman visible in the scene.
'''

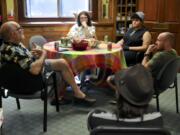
[67,11,96,39]
[67,11,96,85]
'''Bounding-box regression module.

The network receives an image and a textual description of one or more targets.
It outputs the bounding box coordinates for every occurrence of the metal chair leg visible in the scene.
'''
[16,98,21,109]
[156,94,160,112]
[43,87,47,132]
[0,90,2,108]
[52,72,59,112]
[0,125,3,135]
[174,77,179,113]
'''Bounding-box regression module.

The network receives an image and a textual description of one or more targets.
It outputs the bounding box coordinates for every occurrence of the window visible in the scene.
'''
[18,0,98,22]
[25,0,89,18]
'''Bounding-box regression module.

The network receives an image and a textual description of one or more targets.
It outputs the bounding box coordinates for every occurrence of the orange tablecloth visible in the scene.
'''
[44,42,127,75]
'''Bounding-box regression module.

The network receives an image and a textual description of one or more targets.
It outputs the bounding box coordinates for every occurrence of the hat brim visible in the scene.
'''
[115,69,153,106]
[131,14,143,22]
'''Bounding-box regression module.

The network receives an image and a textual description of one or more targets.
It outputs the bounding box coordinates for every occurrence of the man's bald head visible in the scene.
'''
[159,32,175,47]
[0,21,19,42]
[0,21,24,43]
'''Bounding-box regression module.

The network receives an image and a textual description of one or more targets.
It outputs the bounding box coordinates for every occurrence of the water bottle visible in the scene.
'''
[104,35,108,43]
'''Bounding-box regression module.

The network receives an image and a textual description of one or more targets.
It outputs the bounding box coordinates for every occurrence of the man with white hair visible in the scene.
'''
[0,21,96,106]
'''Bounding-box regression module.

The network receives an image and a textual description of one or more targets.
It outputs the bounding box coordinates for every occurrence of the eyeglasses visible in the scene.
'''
[80,16,88,19]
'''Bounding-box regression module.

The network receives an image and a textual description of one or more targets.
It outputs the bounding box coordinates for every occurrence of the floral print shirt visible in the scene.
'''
[0,42,35,71]
[67,24,96,39]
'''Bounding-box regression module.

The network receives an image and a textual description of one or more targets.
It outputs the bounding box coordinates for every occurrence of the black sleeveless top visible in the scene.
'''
[123,27,148,47]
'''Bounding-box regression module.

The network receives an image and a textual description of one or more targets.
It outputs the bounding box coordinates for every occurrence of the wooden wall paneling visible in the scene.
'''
[108,0,115,23]
[98,0,104,22]
[146,0,158,21]
[138,0,158,21]
[98,0,115,23]
[0,0,18,22]
[22,23,115,46]
[138,0,180,55]
[112,0,116,41]
[13,0,18,22]
[23,25,72,46]
[164,0,180,22]
[1,0,7,22]
[91,0,98,21]
[137,0,145,10]
[158,0,165,22]
[96,26,114,41]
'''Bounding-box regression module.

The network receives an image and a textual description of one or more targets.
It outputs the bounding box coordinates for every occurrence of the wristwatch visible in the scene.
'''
[144,53,151,57]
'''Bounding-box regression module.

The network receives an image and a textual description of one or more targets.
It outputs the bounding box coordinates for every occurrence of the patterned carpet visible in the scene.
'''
[1,74,180,135]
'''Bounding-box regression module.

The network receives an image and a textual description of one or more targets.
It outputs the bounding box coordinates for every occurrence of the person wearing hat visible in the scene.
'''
[106,11,151,91]
[87,64,163,131]
[117,11,151,66]
[87,32,177,131]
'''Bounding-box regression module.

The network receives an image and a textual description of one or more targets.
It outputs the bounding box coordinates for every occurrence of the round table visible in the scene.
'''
[44,41,127,75]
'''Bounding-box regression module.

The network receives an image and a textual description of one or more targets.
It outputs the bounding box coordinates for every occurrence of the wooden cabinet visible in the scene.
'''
[138,0,180,55]
[96,24,114,41]
[98,0,116,23]
[97,0,116,41]
[116,0,137,41]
